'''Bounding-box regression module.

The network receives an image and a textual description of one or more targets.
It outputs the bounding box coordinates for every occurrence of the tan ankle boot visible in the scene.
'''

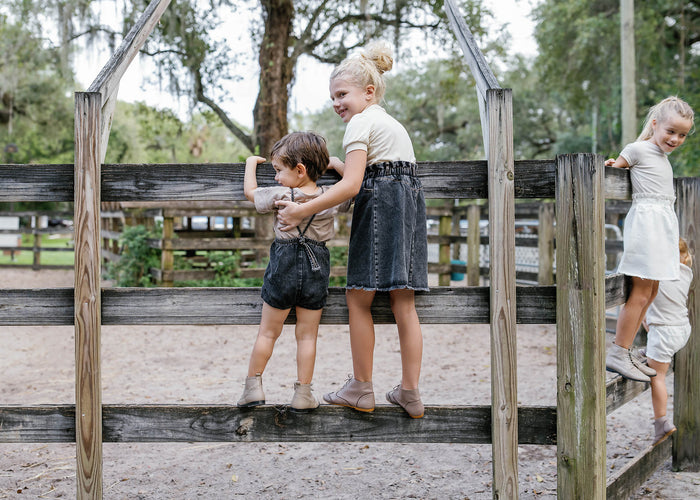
[237,374,265,407]
[323,376,375,412]
[290,382,319,412]
[386,384,424,419]
[605,343,651,382]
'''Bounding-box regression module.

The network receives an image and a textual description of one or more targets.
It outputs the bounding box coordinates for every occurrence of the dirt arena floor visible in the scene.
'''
[1,269,699,498]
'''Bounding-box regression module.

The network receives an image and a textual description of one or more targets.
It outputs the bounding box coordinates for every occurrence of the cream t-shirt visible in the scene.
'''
[343,104,415,164]
[619,140,675,198]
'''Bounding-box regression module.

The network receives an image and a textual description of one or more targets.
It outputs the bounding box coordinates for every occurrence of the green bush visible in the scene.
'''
[105,225,161,287]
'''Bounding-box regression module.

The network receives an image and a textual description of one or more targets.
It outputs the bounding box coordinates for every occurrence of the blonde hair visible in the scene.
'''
[680,237,693,267]
[637,96,695,141]
[330,42,393,102]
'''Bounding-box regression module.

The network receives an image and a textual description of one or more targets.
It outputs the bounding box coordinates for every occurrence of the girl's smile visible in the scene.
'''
[651,115,693,153]
[329,78,374,123]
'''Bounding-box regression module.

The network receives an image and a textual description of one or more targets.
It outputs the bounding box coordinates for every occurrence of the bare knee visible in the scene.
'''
[389,288,416,315]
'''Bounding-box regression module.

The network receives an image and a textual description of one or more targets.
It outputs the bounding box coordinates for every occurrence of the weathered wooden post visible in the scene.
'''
[538,201,555,285]
[161,215,175,287]
[439,201,453,286]
[74,91,103,499]
[673,176,700,470]
[467,203,481,286]
[487,88,518,499]
[32,222,41,270]
[556,154,606,498]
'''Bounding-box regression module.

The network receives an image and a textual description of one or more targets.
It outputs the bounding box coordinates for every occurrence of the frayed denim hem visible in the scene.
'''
[345,285,430,292]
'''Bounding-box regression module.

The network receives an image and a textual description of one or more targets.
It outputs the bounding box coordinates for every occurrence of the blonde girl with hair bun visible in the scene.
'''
[604,96,694,383]
[276,42,428,418]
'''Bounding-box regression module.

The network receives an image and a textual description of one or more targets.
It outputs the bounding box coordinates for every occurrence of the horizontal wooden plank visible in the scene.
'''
[0,164,74,201]
[0,286,558,326]
[0,404,556,445]
[1,160,557,202]
[0,288,75,325]
[605,273,627,309]
[605,166,632,200]
[0,161,635,203]
[606,375,650,414]
[606,436,671,499]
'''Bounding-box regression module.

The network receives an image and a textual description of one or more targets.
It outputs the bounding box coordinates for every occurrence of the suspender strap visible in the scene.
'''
[290,188,321,271]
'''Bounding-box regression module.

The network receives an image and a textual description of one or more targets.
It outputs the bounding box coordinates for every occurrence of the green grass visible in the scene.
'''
[0,233,74,266]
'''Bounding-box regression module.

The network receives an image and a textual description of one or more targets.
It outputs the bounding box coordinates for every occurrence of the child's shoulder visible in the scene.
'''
[253,186,291,212]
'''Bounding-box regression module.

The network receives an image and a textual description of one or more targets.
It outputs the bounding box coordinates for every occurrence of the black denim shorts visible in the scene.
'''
[346,161,429,291]
[261,238,330,310]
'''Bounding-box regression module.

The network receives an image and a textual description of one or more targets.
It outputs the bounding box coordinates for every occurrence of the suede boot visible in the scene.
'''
[386,384,424,419]
[323,376,375,412]
[605,343,651,382]
[290,382,319,412]
[653,416,676,445]
[630,349,657,377]
[237,373,265,407]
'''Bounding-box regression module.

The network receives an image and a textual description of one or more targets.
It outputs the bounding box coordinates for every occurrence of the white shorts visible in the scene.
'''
[646,323,692,364]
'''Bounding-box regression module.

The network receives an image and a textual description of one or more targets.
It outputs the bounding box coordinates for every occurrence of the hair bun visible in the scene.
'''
[363,42,393,74]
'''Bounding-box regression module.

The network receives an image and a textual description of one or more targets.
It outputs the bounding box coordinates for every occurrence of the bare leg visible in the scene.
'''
[294,307,323,384]
[346,288,376,382]
[648,358,670,418]
[389,288,423,390]
[246,303,291,376]
[614,277,659,348]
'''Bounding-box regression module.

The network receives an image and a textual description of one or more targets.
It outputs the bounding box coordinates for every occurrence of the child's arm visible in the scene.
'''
[244,156,266,203]
[328,156,346,177]
[276,149,367,230]
[605,156,629,168]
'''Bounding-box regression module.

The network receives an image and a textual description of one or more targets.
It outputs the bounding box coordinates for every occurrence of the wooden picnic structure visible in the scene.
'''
[0,0,698,498]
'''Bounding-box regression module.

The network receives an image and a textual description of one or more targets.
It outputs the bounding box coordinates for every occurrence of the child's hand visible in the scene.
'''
[246,155,266,166]
[275,200,304,231]
[328,156,345,176]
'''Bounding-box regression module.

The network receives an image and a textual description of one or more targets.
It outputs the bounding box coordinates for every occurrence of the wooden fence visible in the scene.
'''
[3,155,699,499]
[1,0,698,498]
[0,211,74,270]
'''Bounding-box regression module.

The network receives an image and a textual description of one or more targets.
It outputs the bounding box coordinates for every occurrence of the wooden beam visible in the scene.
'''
[556,154,607,499]
[606,437,672,499]
[87,0,172,105]
[0,405,556,445]
[674,177,700,470]
[0,160,558,202]
[487,89,518,499]
[0,285,559,326]
[74,91,103,499]
[443,0,499,100]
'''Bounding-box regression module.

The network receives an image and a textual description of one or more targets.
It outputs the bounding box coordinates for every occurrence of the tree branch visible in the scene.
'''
[193,69,255,153]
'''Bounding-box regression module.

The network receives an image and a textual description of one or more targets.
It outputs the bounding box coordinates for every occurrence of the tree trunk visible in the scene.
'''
[254,0,295,157]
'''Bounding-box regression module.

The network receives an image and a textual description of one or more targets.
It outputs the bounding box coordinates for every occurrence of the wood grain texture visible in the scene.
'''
[0,286,560,326]
[555,154,607,499]
[74,91,103,499]
[487,89,518,500]
[606,438,672,499]
[0,160,557,202]
[0,405,556,445]
[673,177,700,471]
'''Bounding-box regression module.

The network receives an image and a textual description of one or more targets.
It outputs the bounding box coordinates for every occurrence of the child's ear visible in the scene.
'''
[295,163,307,177]
[365,85,376,100]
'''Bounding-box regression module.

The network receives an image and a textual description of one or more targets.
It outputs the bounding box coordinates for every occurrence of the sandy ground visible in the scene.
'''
[1,269,699,499]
